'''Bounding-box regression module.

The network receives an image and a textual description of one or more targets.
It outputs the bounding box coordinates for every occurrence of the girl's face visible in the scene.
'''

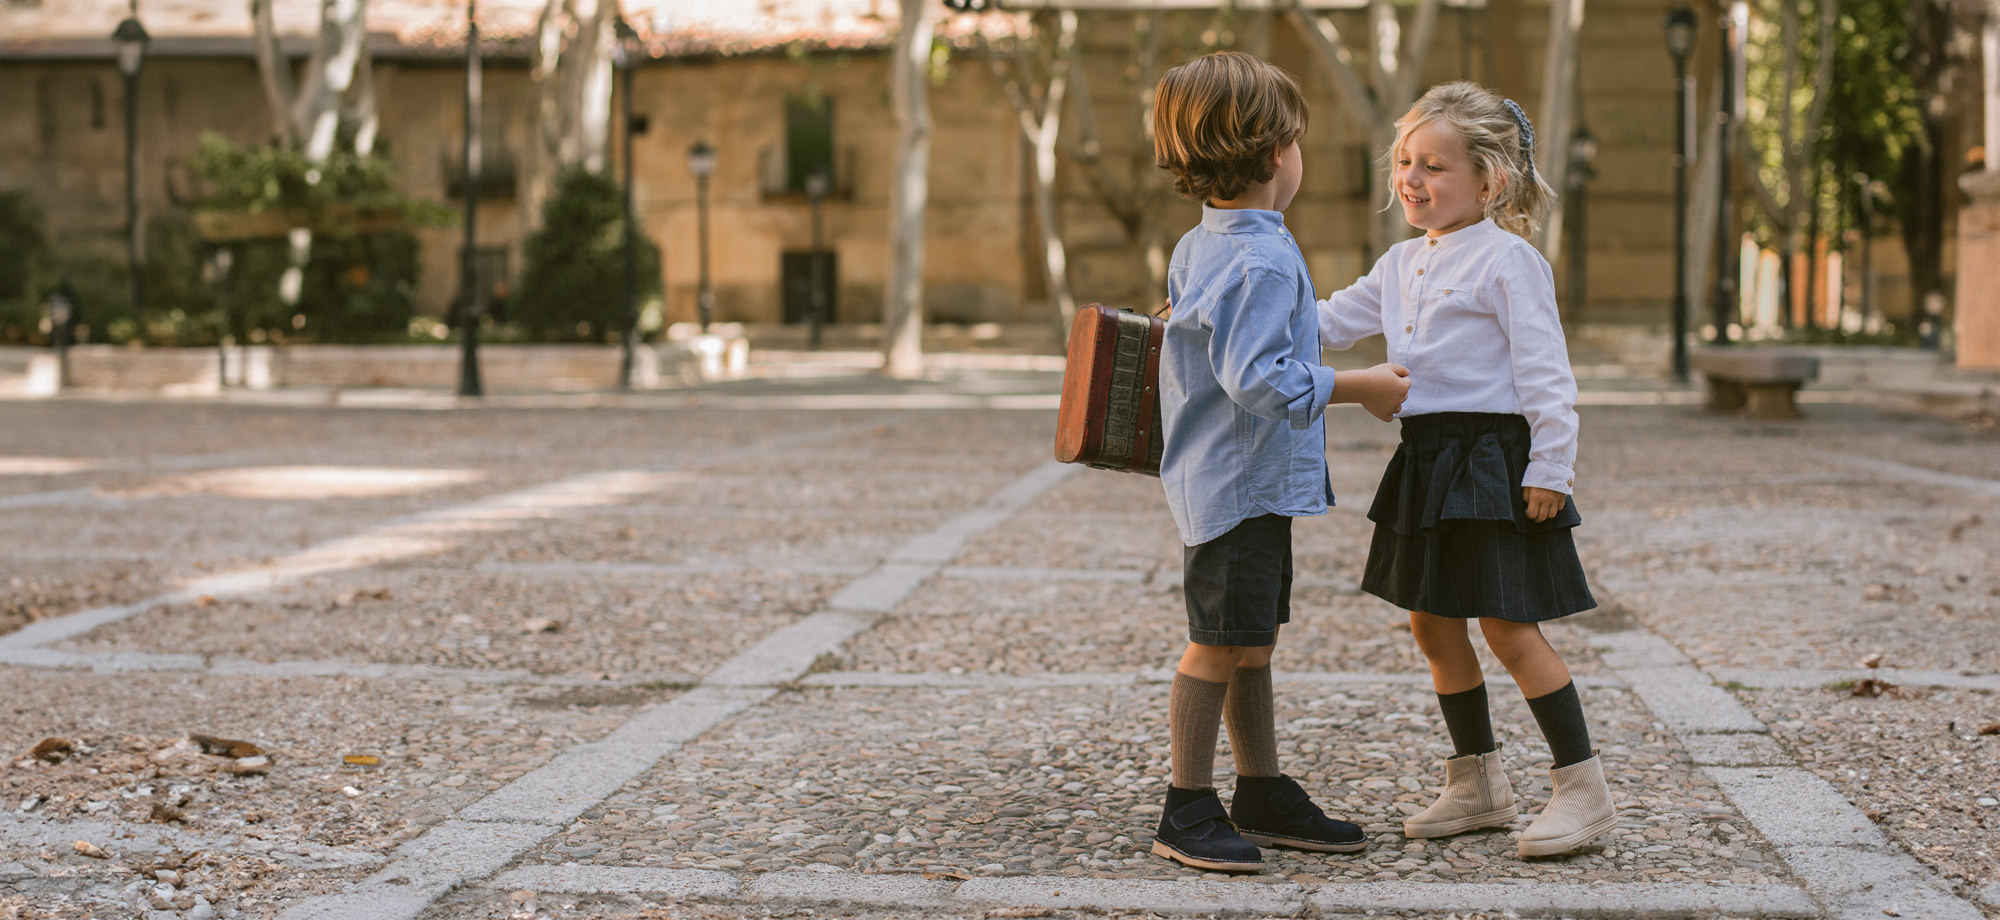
[1394,118,1494,238]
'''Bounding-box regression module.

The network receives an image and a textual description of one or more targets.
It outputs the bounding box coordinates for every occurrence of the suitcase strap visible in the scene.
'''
[1097,309,1158,471]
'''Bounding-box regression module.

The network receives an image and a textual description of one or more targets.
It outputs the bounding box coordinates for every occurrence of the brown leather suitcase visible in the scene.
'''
[1054,302,1167,476]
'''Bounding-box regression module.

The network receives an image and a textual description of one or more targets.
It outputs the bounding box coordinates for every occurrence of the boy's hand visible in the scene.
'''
[1334,363,1411,421]
[1524,486,1567,522]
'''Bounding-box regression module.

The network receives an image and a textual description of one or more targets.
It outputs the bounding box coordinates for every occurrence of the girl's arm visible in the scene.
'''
[1317,257,1388,351]
[1493,254,1580,497]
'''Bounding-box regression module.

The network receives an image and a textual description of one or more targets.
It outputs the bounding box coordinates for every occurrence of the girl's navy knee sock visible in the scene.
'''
[1436,683,1496,757]
[1526,681,1593,768]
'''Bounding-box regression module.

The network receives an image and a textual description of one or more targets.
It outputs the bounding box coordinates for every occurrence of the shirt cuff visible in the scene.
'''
[1523,460,1574,495]
[1290,364,1340,430]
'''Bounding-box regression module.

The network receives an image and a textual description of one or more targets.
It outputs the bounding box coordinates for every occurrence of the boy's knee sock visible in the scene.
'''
[1168,671,1229,790]
[1525,681,1593,768]
[1436,683,1497,757]
[1223,664,1281,778]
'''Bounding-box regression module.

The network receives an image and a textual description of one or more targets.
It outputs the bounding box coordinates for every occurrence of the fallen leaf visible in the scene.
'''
[1860,653,1884,669]
[148,803,186,824]
[1852,678,1896,698]
[224,756,272,776]
[521,617,563,634]
[1978,722,2000,736]
[73,840,108,859]
[924,870,973,881]
[188,734,264,758]
[1862,584,1893,602]
[193,596,217,607]
[28,737,73,764]
[509,890,538,904]
[1947,514,1984,541]
[343,755,381,767]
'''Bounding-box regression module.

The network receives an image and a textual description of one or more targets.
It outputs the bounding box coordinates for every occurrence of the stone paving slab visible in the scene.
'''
[52,568,838,680]
[514,681,1787,886]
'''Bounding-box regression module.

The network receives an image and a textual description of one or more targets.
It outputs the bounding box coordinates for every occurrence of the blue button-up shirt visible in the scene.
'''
[1160,206,1339,546]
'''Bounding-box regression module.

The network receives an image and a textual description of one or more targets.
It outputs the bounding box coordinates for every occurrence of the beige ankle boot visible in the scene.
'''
[1517,755,1617,857]
[1403,748,1517,839]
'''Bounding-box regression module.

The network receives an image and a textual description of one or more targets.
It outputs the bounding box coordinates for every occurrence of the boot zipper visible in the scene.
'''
[1477,756,1492,812]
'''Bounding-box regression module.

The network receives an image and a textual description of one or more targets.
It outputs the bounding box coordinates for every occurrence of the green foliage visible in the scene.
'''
[1821,0,1927,235]
[190,132,444,226]
[0,192,49,344]
[515,168,662,342]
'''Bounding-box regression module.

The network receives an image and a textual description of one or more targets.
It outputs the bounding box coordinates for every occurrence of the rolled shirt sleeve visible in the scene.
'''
[1209,266,1338,431]
[1493,258,1580,494]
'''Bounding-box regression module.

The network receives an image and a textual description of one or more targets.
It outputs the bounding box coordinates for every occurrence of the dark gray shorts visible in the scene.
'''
[1182,513,1292,647]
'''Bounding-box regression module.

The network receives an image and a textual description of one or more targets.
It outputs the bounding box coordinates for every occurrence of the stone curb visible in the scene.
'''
[471,866,1823,919]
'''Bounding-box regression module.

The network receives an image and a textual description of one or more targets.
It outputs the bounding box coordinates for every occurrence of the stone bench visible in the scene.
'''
[1691,348,1821,419]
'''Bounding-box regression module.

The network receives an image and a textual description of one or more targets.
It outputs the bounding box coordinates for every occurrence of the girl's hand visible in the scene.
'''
[1523,486,1566,523]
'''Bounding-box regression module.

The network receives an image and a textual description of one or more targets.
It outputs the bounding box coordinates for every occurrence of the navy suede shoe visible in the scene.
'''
[1151,786,1265,872]
[1231,774,1369,853]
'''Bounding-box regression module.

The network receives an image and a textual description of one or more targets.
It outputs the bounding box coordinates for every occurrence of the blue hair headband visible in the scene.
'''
[1501,98,1537,176]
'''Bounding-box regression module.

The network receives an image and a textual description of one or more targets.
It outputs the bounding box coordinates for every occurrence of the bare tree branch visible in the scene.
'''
[250,0,297,146]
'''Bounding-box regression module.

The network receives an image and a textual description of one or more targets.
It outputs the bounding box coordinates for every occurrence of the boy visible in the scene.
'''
[1149,51,1411,872]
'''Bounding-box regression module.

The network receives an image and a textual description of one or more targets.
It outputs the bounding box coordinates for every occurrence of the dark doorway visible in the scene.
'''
[781,251,837,325]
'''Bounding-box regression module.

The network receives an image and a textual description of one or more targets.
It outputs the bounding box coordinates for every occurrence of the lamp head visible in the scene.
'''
[614,16,641,67]
[688,139,716,179]
[1665,3,1696,62]
[1569,125,1598,168]
[113,16,149,78]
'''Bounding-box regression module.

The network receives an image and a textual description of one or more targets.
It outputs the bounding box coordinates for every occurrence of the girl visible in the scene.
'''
[1317,82,1614,858]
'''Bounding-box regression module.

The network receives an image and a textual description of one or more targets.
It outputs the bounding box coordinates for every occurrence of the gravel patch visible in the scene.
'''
[519,681,1786,886]
[1734,684,2000,895]
[847,579,1609,679]
[405,509,944,572]
[1605,582,2000,673]
[0,669,667,918]
[55,568,835,679]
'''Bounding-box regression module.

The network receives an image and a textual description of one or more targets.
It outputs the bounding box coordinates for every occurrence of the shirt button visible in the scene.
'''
[1405,325,1414,333]
[1417,268,1425,276]
[1427,239,1436,246]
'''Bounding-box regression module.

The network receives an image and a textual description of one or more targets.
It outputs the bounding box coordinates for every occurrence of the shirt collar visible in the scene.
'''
[1201,205,1287,235]
[1425,217,1498,253]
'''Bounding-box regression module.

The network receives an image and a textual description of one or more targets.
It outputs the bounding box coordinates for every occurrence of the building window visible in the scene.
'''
[783,93,833,192]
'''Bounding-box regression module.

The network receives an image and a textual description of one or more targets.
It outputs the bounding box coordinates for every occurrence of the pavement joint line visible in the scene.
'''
[798,669,1628,691]
[276,461,1077,920]
[0,416,895,656]
[1592,626,1988,919]
[1836,453,2000,500]
[471,867,1822,918]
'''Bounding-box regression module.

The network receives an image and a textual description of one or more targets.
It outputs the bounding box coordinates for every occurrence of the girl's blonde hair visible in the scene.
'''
[1386,81,1555,239]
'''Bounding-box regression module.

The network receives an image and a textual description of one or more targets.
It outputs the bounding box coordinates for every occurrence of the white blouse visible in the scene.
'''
[1319,218,1580,494]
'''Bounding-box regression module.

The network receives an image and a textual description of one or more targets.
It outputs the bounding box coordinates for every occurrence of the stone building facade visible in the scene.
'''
[0,0,1749,335]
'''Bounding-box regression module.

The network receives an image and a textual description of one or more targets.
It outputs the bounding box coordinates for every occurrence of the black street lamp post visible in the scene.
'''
[458,0,484,397]
[806,169,829,350]
[113,11,148,319]
[1666,2,1696,379]
[48,280,76,391]
[1564,125,1598,328]
[688,140,717,333]
[1713,0,1747,345]
[616,17,642,390]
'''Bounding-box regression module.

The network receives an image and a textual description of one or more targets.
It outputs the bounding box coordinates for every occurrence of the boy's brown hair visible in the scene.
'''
[1152,51,1308,203]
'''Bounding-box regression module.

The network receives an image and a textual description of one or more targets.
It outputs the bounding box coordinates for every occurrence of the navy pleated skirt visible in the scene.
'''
[1360,412,1596,623]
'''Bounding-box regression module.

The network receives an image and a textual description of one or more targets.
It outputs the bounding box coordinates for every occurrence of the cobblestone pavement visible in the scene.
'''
[1,383,1995,920]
